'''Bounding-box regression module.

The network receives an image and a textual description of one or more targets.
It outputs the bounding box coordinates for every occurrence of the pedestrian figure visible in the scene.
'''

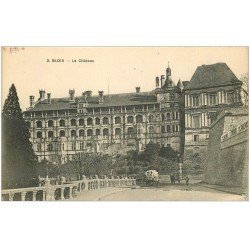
[185,175,189,186]
[176,172,181,184]
[172,174,176,185]
[170,174,174,184]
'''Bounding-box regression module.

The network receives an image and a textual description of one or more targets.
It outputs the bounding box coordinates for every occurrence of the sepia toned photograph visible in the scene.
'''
[1,46,248,201]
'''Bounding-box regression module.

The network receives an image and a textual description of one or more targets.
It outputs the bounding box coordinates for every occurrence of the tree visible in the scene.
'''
[141,142,161,170]
[69,153,113,178]
[183,148,207,175]
[2,84,37,188]
[159,146,179,161]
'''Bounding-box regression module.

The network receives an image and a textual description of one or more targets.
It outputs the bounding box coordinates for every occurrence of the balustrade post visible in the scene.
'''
[43,190,46,201]
[9,192,14,201]
[69,186,73,198]
[21,192,27,201]
[84,180,88,190]
[32,191,37,201]
[61,188,65,200]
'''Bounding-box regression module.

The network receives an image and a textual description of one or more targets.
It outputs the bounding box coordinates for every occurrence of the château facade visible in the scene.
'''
[23,62,245,163]
[24,65,185,163]
[184,63,246,150]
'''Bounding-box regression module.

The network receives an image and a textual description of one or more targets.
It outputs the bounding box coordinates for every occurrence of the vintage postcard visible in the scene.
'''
[1,46,248,201]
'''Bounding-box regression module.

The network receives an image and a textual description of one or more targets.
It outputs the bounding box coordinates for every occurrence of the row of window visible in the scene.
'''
[37,141,95,152]
[28,113,179,129]
[189,91,236,107]
[161,112,179,121]
[161,125,179,133]
[37,128,111,138]
[35,124,179,139]
[191,113,217,128]
[31,115,144,128]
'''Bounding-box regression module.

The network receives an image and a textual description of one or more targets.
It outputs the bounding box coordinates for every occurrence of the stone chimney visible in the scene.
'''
[39,89,46,101]
[136,87,140,93]
[98,90,104,104]
[156,77,160,88]
[47,93,51,104]
[29,95,35,107]
[82,92,87,102]
[85,90,92,98]
[160,75,165,87]
[69,89,75,102]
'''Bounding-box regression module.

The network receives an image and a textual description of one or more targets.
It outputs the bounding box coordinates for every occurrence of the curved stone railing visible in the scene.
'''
[1,177,137,201]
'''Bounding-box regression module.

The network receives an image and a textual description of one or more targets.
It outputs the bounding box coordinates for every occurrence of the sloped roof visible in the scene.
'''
[186,63,242,90]
[25,91,158,112]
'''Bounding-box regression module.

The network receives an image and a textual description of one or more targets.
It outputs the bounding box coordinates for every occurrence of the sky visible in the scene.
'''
[2,47,248,110]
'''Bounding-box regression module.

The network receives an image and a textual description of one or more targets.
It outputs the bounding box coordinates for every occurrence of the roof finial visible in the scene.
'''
[168,61,170,68]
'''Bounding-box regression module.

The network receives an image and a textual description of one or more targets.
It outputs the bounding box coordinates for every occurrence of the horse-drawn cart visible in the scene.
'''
[144,170,159,187]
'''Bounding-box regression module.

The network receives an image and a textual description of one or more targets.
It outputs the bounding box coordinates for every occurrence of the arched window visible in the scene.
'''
[79,129,85,137]
[48,120,53,127]
[26,121,31,128]
[166,113,171,120]
[37,131,42,138]
[71,119,76,126]
[127,116,134,123]
[95,117,100,125]
[148,126,154,133]
[162,114,165,121]
[59,130,65,137]
[59,119,65,127]
[87,129,93,137]
[48,131,54,138]
[115,128,121,135]
[79,118,84,126]
[167,125,171,133]
[136,115,143,123]
[96,129,100,136]
[103,117,109,125]
[115,116,121,124]
[161,126,165,133]
[71,130,76,137]
[87,117,93,125]
[128,127,134,134]
[36,121,42,128]
[103,128,109,136]
[148,115,154,122]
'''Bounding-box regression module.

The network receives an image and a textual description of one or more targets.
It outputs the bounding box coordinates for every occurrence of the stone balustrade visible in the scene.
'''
[1,177,137,201]
[221,121,248,142]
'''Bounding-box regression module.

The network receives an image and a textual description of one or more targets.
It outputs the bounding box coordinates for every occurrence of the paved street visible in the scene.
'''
[69,184,246,201]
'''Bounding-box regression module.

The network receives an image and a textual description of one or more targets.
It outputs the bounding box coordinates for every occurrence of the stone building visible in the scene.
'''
[204,107,248,189]
[184,63,246,151]
[23,65,185,163]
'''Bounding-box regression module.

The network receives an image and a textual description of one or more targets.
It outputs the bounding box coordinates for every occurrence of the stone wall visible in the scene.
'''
[204,109,248,188]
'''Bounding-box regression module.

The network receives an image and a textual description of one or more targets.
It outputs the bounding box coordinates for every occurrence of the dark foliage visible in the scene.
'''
[2,84,37,188]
